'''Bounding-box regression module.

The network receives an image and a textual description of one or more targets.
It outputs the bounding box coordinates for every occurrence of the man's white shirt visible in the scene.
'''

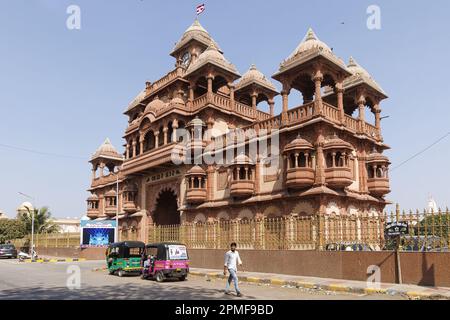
[224,250,242,271]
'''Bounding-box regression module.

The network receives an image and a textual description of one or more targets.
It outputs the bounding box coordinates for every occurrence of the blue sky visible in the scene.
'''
[0,0,449,218]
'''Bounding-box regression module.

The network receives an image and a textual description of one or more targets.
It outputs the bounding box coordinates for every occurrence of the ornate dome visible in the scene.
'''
[323,134,353,150]
[345,57,386,96]
[276,28,347,76]
[284,135,314,152]
[187,165,206,176]
[235,64,277,92]
[144,96,166,114]
[186,42,240,77]
[91,138,123,160]
[171,19,222,56]
[288,28,332,59]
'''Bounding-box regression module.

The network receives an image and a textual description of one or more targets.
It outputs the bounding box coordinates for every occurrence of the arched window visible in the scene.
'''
[158,127,164,146]
[144,131,155,152]
[167,122,174,143]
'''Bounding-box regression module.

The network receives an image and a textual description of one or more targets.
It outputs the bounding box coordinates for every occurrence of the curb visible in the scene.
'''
[189,271,449,300]
[22,258,86,263]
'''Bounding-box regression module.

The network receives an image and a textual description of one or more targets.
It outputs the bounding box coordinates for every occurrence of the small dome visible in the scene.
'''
[144,96,166,114]
[17,202,34,212]
[0,210,8,219]
[367,150,390,164]
[287,28,332,60]
[187,116,205,128]
[172,19,222,56]
[284,135,314,152]
[345,57,386,96]
[170,96,185,105]
[105,189,117,197]
[186,42,240,77]
[236,64,277,92]
[187,165,206,175]
[323,134,353,150]
[87,194,99,201]
[92,138,123,160]
[233,154,254,165]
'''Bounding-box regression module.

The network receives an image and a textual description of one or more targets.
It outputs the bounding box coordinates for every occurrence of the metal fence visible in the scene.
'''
[147,214,384,251]
[10,233,80,250]
[7,206,450,252]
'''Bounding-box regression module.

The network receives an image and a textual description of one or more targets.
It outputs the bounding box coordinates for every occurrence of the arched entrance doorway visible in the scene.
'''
[153,189,180,226]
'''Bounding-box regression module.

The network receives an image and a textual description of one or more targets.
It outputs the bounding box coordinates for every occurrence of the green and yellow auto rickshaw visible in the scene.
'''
[106,241,145,277]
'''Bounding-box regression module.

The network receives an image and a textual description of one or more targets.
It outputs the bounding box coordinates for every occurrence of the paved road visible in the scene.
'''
[0,259,404,300]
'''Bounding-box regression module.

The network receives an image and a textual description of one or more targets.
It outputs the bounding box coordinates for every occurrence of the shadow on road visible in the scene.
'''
[0,282,257,300]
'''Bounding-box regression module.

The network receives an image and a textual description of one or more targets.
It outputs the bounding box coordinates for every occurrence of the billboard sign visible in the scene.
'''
[80,220,117,248]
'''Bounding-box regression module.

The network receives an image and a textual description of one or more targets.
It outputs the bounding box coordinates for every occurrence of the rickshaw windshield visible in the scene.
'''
[167,244,188,260]
[127,247,142,258]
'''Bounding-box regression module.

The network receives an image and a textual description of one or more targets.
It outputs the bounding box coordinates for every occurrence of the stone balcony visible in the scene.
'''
[325,167,353,188]
[230,180,255,198]
[123,201,138,214]
[186,188,207,204]
[122,142,178,176]
[285,168,315,189]
[368,178,390,197]
[104,206,118,217]
[87,208,99,219]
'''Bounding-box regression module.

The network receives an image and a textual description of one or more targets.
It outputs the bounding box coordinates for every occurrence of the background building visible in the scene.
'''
[86,20,391,246]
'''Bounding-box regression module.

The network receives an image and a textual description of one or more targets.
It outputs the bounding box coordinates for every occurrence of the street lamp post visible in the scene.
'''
[116,171,119,242]
[18,192,35,259]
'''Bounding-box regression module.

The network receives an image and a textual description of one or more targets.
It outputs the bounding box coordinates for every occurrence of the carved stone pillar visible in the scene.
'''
[268,99,275,117]
[163,126,169,145]
[125,143,130,159]
[313,70,324,115]
[132,140,137,157]
[228,83,235,111]
[281,82,291,125]
[154,132,160,148]
[336,82,345,123]
[251,92,258,110]
[314,131,326,186]
[357,96,366,133]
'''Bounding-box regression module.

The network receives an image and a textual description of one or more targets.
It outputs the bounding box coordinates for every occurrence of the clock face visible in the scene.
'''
[181,52,191,67]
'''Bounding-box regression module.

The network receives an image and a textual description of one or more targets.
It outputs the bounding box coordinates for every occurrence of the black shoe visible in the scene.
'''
[237,293,243,297]
[224,291,232,295]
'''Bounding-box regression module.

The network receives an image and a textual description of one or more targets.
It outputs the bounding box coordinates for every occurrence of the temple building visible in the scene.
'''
[86,21,391,243]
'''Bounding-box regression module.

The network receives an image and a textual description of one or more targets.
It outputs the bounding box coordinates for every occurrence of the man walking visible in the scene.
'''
[224,242,243,297]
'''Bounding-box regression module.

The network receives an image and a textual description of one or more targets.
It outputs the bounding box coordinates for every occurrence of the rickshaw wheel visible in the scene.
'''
[179,275,187,281]
[155,271,165,283]
[108,269,115,275]
[117,270,125,277]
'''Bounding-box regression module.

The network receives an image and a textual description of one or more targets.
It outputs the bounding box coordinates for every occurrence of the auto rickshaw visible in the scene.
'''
[106,241,145,277]
[141,243,190,282]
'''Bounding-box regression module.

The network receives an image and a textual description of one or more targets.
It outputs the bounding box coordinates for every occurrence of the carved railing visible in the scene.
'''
[148,68,185,96]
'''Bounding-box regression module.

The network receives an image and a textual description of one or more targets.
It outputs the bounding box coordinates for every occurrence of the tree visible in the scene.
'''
[18,206,60,234]
[0,219,27,243]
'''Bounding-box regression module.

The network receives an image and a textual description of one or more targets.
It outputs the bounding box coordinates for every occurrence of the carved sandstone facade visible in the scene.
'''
[86,21,391,244]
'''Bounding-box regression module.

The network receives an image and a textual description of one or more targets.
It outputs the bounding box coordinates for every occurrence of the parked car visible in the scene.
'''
[325,242,374,251]
[0,244,18,259]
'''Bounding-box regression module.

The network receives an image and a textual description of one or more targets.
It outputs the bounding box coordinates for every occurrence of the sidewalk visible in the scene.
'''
[189,268,450,300]
[21,255,86,263]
